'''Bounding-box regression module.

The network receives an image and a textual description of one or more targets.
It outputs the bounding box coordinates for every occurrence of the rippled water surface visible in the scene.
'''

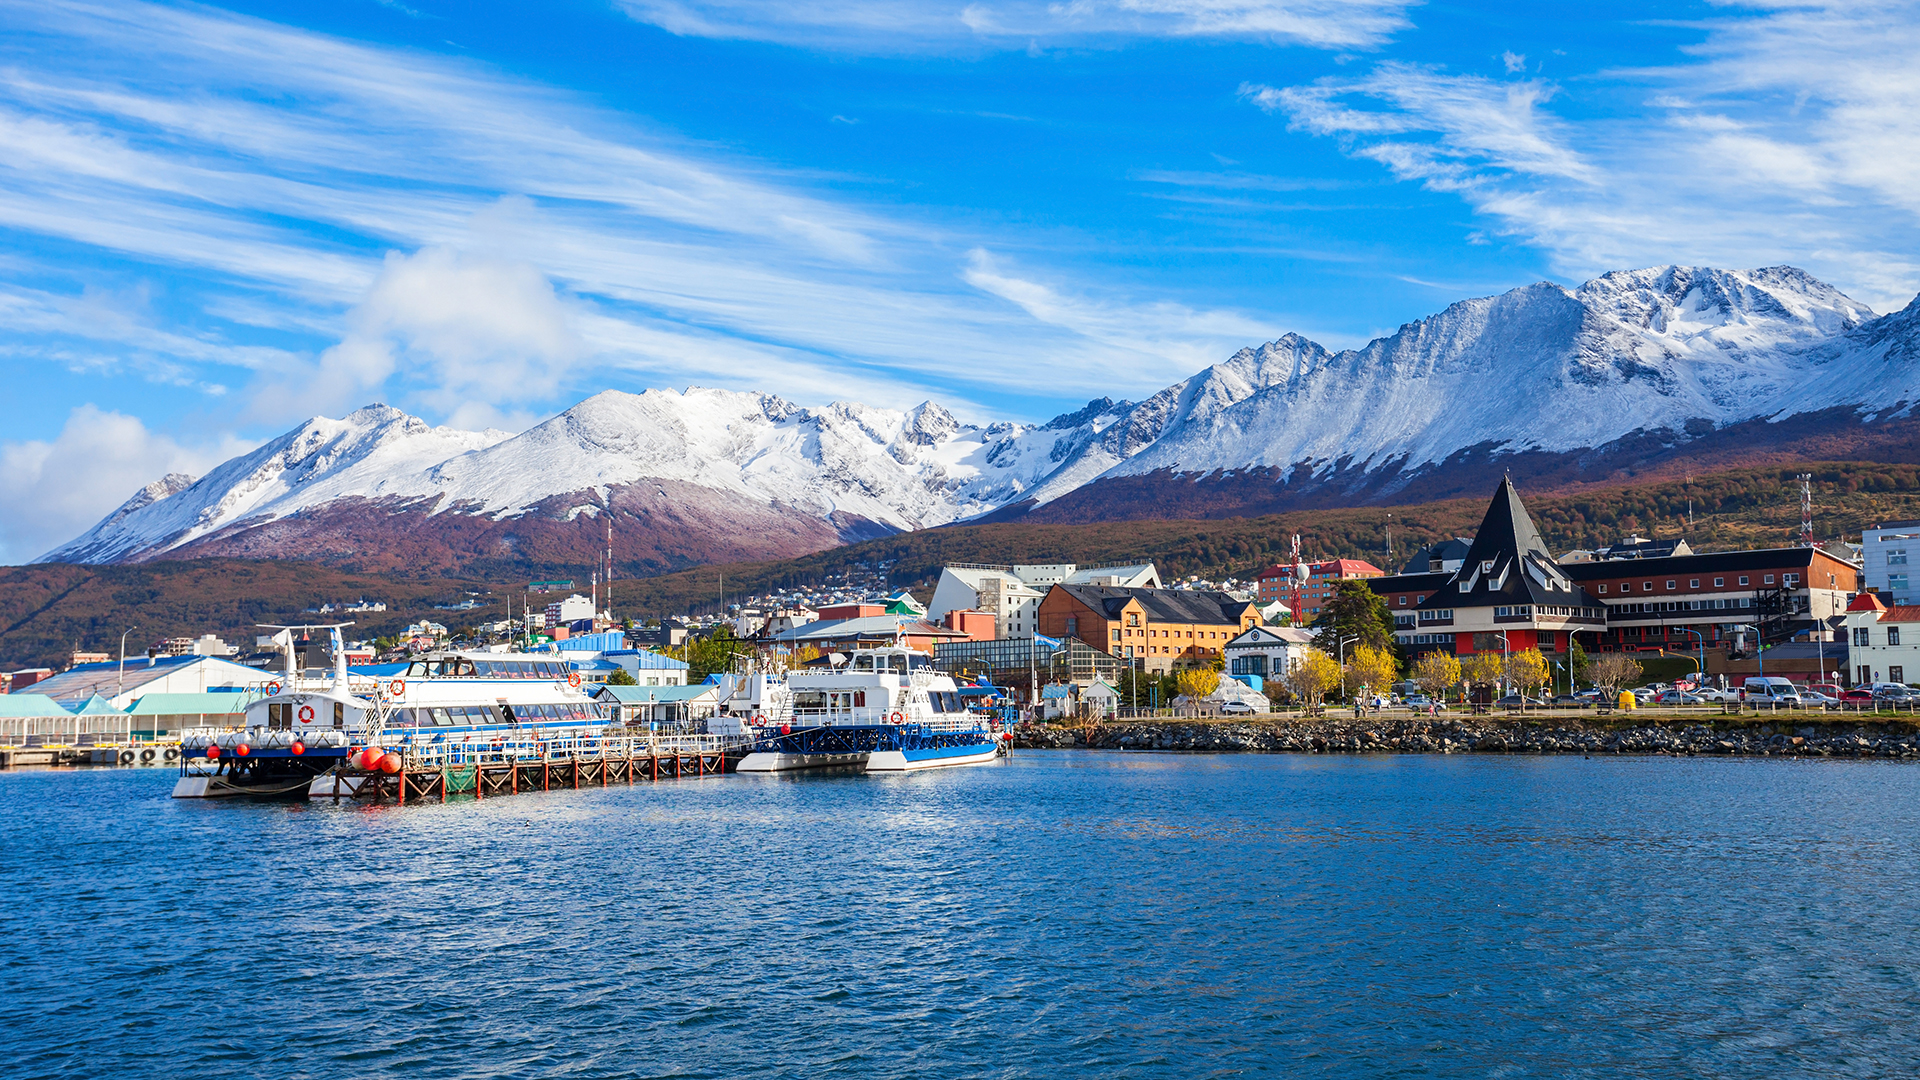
[5,753,1920,1079]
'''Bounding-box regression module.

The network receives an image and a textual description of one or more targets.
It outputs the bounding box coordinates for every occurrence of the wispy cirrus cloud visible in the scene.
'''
[1244,2,1920,310]
[618,0,1418,51]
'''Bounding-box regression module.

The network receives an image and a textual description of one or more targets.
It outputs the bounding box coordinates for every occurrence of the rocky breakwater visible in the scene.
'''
[1014,717,1920,758]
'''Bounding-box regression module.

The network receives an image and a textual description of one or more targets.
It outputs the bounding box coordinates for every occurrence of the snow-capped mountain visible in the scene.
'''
[39,265,1920,570]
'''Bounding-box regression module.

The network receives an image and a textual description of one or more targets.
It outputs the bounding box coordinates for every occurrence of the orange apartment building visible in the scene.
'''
[1037,584,1261,674]
[1255,558,1384,621]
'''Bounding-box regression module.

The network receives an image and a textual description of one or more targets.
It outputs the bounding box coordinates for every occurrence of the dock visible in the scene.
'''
[331,740,741,804]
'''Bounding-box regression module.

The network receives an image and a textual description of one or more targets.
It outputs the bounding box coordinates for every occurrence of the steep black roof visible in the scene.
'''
[1055,584,1253,625]
[1417,478,1602,611]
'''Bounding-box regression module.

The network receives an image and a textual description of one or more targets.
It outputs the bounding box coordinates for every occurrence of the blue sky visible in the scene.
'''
[3,0,1919,561]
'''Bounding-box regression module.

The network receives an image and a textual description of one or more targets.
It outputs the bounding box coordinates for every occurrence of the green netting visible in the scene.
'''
[442,765,478,794]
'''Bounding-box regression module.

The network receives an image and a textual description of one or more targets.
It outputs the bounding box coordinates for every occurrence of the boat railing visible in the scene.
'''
[380,731,749,769]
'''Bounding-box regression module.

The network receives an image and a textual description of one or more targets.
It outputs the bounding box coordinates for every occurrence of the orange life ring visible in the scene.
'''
[389,677,406,697]
[890,711,905,725]
[267,680,282,695]
[297,705,315,724]
[567,671,581,688]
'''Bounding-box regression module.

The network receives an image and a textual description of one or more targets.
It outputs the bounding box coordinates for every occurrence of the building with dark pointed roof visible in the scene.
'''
[1384,477,1607,658]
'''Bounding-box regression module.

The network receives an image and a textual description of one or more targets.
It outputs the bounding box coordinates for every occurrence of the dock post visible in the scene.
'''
[475,763,483,800]
[397,766,405,806]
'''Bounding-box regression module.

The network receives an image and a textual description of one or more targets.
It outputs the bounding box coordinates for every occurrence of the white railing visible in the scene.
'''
[382,732,747,769]
[1,714,138,746]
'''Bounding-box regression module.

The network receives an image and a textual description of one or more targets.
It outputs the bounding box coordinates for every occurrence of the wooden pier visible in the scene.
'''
[326,742,742,804]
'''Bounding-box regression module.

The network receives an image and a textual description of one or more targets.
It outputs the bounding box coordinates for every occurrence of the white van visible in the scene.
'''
[1742,677,1801,704]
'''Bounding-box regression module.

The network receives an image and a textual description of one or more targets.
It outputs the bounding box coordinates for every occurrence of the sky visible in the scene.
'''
[3,0,1919,563]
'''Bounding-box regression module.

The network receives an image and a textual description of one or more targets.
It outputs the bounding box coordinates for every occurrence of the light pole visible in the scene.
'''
[1676,628,1706,689]
[1493,630,1511,701]
[1338,635,1359,706]
[118,626,138,742]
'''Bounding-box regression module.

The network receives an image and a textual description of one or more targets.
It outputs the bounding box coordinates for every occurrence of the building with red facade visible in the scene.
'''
[1255,558,1384,621]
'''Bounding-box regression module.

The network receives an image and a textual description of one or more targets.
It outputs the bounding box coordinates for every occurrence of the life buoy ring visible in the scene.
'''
[567,672,581,688]
[267,681,282,695]
[890,711,905,725]
[297,704,316,725]
[389,677,406,698]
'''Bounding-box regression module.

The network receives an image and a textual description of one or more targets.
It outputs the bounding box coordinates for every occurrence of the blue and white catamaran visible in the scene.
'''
[725,646,1007,773]
[173,626,618,797]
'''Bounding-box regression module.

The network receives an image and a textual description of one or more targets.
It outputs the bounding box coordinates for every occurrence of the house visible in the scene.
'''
[926,563,1161,639]
[1037,584,1260,674]
[1255,558,1384,619]
[1223,625,1316,688]
[1842,592,1920,685]
[597,650,689,686]
[545,594,596,626]
[2,668,54,693]
[594,683,721,727]
[1401,538,1473,575]
[1083,678,1122,717]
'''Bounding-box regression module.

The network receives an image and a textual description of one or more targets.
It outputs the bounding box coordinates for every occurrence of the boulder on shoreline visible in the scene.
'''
[1011,717,1920,759]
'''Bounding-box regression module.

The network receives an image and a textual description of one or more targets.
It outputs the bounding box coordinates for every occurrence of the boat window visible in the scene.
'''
[507,662,529,678]
[793,690,827,714]
[853,655,874,671]
[451,659,475,677]
[430,708,453,726]
[406,661,426,677]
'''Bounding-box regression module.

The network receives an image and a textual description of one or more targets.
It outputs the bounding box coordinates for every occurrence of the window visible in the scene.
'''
[1620,582,1630,592]
[1111,629,1121,641]
[1644,582,1654,591]
[1859,664,1873,685]
[1855,627,1871,646]
[1891,627,1903,647]
[1894,665,1906,682]
[1667,580,1677,589]
[1397,596,1407,605]
[1597,584,1608,594]
[1689,579,1700,588]
[1893,550,1909,565]
[1714,577,1724,587]
[1739,576,1750,586]
[1783,574,1799,585]
[1764,575,1775,584]
[1894,574,1911,590]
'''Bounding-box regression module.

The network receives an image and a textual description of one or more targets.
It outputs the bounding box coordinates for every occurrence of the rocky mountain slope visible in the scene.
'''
[39,265,1920,571]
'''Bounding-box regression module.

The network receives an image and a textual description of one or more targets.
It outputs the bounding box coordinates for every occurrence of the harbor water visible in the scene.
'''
[4,752,1919,1078]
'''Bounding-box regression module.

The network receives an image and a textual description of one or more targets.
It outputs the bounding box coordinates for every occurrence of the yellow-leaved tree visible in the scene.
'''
[1504,648,1550,697]
[1460,652,1506,697]
[1343,644,1398,699]
[1412,652,1462,702]
[1285,649,1341,710]
[1175,667,1222,703]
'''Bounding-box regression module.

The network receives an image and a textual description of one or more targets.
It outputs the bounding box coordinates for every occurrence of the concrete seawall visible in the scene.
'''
[1014,717,1920,758]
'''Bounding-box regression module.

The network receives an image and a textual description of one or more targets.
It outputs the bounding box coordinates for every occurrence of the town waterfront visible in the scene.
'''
[4,754,1918,1078]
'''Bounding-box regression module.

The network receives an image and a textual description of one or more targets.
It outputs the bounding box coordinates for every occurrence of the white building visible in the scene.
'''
[926,563,1161,639]
[1843,592,1920,685]
[1223,625,1317,686]
[22,655,275,712]
[546,593,596,627]
[1862,521,1920,605]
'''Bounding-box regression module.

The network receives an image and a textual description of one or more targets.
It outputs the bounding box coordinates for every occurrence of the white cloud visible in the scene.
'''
[1251,3,1920,310]
[0,406,252,564]
[618,0,1416,50]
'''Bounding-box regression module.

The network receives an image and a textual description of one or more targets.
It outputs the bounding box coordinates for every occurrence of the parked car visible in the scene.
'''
[1873,686,1916,704]
[1798,690,1839,708]
[1695,686,1741,703]
[1838,688,1875,703]
[1656,691,1706,705]
[1572,688,1604,702]
[1219,700,1257,715]
[1742,677,1802,705]
[1495,694,1546,707]
[1405,694,1447,711]
[1631,687,1660,703]
[1549,693,1590,707]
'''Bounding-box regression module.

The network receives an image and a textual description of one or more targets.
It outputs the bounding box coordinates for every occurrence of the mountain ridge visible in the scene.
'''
[37,263,1920,573]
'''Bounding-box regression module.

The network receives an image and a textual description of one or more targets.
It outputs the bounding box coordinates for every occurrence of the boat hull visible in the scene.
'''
[864,741,1003,771]
[736,750,870,773]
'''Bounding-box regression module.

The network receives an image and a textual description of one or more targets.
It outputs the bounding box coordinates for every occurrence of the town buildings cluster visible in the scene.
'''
[6,478,1906,733]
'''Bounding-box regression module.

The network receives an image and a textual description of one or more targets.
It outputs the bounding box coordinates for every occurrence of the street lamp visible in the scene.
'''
[118,626,138,743]
[1338,635,1360,707]
[1675,628,1706,688]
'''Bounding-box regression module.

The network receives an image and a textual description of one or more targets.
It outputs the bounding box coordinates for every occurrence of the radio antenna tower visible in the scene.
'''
[1799,473,1814,546]
[1289,533,1306,627]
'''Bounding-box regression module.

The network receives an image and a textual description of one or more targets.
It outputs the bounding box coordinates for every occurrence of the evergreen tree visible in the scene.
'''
[1311,580,1397,657]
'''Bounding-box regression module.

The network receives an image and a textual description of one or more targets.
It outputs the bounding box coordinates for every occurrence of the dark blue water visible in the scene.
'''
[4,753,1919,1079]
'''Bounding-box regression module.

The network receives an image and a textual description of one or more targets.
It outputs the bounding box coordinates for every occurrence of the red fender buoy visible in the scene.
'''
[204,745,220,760]
[359,746,385,770]
[379,753,402,774]
[234,743,251,757]
[290,741,305,756]
[780,723,791,735]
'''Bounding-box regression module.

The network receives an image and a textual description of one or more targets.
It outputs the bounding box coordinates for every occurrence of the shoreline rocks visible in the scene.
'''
[1012,718,1920,758]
